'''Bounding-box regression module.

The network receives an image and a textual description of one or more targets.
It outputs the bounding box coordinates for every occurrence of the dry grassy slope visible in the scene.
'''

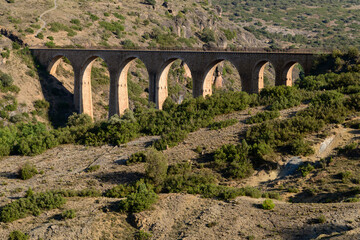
[0,106,359,239]
[0,0,264,48]
[0,37,44,113]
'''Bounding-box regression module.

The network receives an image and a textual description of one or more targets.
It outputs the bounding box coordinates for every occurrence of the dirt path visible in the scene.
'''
[35,0,58,36]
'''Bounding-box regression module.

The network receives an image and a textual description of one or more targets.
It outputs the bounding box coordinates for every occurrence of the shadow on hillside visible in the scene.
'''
[0,171,18,179]
[290,187,360,203]
[36,67,75,128]
[279,223,354,240]
[95,171,144,185]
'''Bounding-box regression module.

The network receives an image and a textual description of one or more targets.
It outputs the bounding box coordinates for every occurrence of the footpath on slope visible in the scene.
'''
[35,0,58,36]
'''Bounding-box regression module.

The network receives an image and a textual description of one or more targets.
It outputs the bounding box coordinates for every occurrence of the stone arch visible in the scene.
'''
[79,55,111,119]
[109,56,151,117]
[253,60,276,92]
[202,59,242,97]
[282,61,304,86]
[157,57,192,109]
[48,55,74,76]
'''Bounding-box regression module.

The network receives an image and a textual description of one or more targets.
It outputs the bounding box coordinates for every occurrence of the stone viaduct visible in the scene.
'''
[30,48,318,118]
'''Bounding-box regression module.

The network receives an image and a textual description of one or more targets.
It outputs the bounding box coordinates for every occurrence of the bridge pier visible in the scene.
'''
[108,65,129,118]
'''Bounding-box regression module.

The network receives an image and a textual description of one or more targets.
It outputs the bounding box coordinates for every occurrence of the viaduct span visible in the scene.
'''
[30,48,318,118]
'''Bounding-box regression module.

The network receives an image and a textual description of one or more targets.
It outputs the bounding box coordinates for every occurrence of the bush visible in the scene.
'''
[61,209,76,219]
[8,231,29,240]
[199,27,216,43]
[0,191,66,222]
[0,71,14,88]
[134,230,152,240]
[67,113,92,127]
[246,110,280,124]
[86,165,100,172]
[18,162,38,180]
[289,138,314,156]
[298,163,314,177]
[118,182,158,213]
[213,141,254,179]
[259,86,304,110]
[208,119,238,130]
[262,199,275,210]
[145,149,168,186]
[127,151,147,165]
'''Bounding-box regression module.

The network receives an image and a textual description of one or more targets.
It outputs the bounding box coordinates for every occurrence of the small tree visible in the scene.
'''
[67,113,92,127]
[145,148,168,186]
[0,71,14,88]
[18,162,38,180]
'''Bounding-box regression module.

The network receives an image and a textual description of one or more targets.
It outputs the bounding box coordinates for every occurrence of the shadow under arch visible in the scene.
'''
[201,58,243,97]
[156,57,193,109]
[253,60,276,92]
[38,55,76,127]
[281,61,305,86]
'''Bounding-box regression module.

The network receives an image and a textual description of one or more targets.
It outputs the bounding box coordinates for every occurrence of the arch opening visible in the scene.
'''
[124,58,150,110]
[282,62,304,86]
[158,59,193,108]
[80,56,110,120]
[43,56,75,126]
[253,61,276,92]
[202,60,242,97]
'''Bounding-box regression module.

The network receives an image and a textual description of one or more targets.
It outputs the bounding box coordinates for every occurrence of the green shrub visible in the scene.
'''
[259,86,304,110]
[67,113,92,127]
[134,230,152,240]
[145,149,168,186]
[298,163,314,177]
[0,71,14,88]
[0,191,66,222]
[35,33,44,39]
[104,184,134,198]
[262,199,275,210]
[127,151,147,165]
[118,182,158,213]
[61,209,76,219]
[213,141,254,179]
[153,129,188,150]
[246,110,280,124]
[8,231,29,240]
[208,119,238,130]
[86,165,100,173]
[45,41,56,48]
[199,27,216,43]
[289,138,314,156]
[18,162,38,180]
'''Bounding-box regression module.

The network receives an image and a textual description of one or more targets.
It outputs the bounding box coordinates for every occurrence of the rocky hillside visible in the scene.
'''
[0,0,264,49]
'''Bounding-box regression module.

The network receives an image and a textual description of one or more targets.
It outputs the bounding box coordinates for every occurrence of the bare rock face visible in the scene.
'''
[217,36,228,49]
[203,42,217,50]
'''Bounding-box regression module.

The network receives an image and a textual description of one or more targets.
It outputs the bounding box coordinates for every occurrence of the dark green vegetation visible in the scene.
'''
[0,190,66,223]
[208,119,238,130]
[61,209,76,220]
[218,0,360,49]
[8,231,29,240]
[18,162,38,180]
